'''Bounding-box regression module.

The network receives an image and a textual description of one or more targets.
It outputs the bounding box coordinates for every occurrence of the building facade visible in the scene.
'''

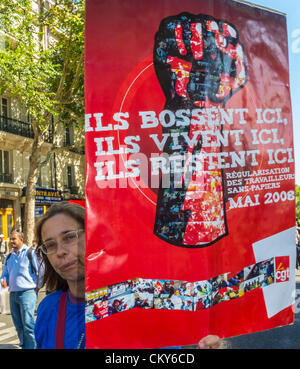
[0,0,85,242]
[0,94,85,241]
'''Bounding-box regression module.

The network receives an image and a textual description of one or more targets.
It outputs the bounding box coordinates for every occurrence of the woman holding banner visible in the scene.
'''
[34,201,221,349]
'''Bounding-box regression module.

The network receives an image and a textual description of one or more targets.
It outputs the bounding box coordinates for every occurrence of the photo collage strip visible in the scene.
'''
[86,257,276,323]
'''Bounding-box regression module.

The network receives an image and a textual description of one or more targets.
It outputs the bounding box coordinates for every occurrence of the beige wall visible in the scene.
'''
[0,124,85,236]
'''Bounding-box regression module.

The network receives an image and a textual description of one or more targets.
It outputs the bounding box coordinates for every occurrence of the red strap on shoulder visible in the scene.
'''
[55,291,67,349]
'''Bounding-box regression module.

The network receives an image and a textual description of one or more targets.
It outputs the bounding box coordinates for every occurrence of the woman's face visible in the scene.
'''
[41,213,85,284]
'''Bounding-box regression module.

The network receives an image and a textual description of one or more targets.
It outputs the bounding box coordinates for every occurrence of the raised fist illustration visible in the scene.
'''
[153,13,247,247]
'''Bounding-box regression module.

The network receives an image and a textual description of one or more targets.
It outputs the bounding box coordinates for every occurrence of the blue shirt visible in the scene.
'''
[35,290,85,349]
[0,245,40,292]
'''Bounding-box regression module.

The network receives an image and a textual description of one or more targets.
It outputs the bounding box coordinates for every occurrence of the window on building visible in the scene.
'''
[66,165,78,194]
[0,150,10,182]
[67,165,74,189]
[65,125,74,146]
[6,214,13,236]
[1,97,8,117]
[0,150,10,176]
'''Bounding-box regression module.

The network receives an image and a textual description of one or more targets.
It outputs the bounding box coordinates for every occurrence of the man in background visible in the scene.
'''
[0,230,39,349]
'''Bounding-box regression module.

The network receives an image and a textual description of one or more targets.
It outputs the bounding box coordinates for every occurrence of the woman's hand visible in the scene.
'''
[198,335,222,349]
[0,278,7,288]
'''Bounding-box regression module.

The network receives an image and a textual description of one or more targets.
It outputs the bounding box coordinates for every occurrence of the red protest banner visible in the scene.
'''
[85,0,295,348]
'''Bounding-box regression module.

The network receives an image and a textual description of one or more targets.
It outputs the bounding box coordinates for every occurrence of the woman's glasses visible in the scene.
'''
[40,229,84,255]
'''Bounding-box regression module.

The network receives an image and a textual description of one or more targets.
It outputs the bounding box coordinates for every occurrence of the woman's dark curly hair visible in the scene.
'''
[35,201,85,293]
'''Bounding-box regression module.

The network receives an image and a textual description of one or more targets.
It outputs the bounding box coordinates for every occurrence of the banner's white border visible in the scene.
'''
[252,226,296,318]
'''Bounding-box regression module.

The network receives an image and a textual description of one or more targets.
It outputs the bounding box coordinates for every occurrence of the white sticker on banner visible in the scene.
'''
[252,227,296,318]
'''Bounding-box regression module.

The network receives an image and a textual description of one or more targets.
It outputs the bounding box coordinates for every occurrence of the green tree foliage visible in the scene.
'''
[0,0,84,244]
